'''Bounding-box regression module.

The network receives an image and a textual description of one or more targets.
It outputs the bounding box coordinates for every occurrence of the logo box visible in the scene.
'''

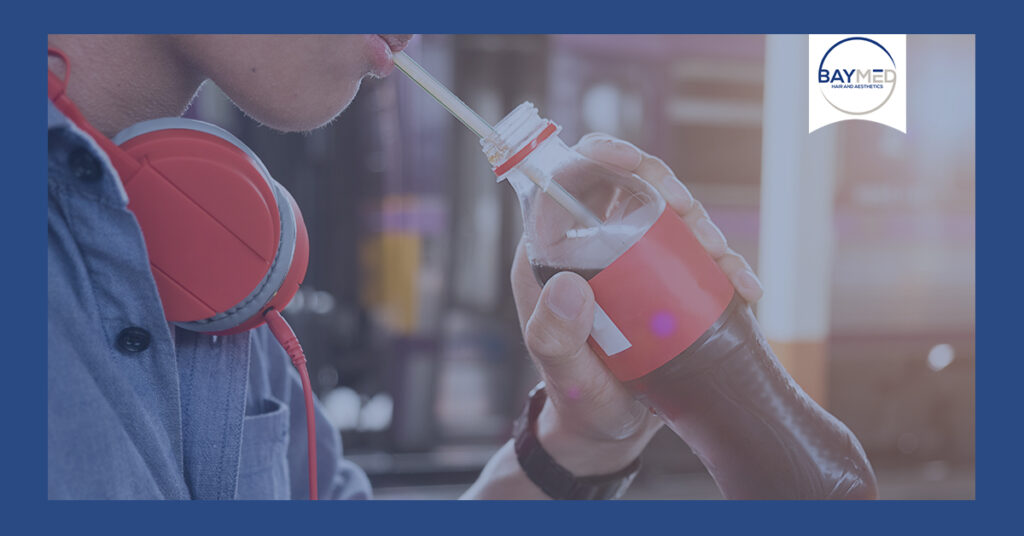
[809,34,907,133]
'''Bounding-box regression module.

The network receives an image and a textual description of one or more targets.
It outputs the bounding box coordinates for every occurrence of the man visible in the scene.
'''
[47,34,764,499]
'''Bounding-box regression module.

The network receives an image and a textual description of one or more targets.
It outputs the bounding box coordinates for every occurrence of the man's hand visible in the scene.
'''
[463,133,764,499]
[512,133,765,476]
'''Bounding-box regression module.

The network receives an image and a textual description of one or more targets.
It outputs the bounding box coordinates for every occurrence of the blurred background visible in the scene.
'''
[187,35,974,499]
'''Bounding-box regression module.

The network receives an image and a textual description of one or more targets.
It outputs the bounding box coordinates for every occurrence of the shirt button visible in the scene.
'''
[116,327,152,354]
[67,147,103,182]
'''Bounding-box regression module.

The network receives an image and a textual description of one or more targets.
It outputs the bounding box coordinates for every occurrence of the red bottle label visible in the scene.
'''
[588,207,735,381]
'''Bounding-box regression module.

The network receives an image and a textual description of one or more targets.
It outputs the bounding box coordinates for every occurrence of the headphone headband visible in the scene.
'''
[48,48,142,179]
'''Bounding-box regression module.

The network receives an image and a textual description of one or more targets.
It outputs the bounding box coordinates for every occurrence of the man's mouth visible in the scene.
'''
[378,34,413,54]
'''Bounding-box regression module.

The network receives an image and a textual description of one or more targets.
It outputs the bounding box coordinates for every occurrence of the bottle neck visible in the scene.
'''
[481,102,559,179]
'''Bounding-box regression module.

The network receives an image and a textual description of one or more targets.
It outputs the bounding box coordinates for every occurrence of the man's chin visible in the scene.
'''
[243,81,362,134]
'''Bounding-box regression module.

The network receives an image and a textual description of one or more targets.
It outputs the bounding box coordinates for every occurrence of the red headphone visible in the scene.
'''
[48,48,319,498]
[47,48,309,335]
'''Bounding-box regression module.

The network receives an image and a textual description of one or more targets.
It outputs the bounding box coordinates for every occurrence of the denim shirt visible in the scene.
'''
[47,101,371,500]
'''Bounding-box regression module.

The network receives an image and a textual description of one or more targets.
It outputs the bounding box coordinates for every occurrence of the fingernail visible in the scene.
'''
[694,218,725,249]
[665,181,694,211]
[736,270,763,296]
[546,274,586,320]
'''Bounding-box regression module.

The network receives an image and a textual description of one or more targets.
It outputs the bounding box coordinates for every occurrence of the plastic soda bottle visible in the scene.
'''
[482,102,877,499]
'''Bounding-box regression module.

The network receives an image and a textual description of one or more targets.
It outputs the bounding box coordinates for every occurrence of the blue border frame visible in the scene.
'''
[10,0,1013,532]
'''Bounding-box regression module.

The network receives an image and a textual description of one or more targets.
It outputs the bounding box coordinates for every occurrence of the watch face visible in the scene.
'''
[529,381,547,399]
[611,473,638,499]
[513,407,529,440]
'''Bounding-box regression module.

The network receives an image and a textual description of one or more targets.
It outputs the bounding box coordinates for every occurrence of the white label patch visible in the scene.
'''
[591,303,632,356]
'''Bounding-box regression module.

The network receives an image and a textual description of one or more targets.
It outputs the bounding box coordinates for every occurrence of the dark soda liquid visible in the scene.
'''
[532,264,877,499]
[531,265,602,285]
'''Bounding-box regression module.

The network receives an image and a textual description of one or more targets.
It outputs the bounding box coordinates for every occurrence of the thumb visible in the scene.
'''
[524,272,595,380]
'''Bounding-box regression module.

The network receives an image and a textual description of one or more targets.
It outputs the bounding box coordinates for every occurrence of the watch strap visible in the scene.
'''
[513,382,641,500]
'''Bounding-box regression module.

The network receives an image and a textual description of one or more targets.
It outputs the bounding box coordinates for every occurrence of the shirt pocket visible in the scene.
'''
[236,396,291,499]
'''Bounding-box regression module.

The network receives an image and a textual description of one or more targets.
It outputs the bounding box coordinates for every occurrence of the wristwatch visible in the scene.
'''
[513,382,642,500]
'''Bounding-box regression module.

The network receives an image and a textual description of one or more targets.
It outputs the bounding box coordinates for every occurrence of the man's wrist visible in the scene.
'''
[534,398,650,476]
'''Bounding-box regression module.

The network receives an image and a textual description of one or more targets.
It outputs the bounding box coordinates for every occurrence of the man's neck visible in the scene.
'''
[48,35,205,138]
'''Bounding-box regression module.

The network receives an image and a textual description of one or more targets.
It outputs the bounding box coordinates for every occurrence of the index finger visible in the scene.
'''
[573,133,697,217]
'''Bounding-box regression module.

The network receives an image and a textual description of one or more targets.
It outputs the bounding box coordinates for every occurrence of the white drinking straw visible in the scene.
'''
[393,52,495,139]
[393,51,602,228]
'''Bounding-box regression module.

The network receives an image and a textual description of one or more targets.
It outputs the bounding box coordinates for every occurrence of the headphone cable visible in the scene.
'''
[263,308,319,500]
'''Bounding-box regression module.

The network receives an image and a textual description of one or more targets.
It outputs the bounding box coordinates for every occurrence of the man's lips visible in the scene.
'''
[378,34,413,54]
[366,34,414,78]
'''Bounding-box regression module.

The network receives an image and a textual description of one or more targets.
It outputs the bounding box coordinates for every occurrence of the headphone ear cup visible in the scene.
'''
[200,180,309,335]
[219,182,310,334]
[113,118,307,333]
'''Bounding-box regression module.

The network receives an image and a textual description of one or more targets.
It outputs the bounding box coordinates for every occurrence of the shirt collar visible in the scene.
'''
[47,99,130,205]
